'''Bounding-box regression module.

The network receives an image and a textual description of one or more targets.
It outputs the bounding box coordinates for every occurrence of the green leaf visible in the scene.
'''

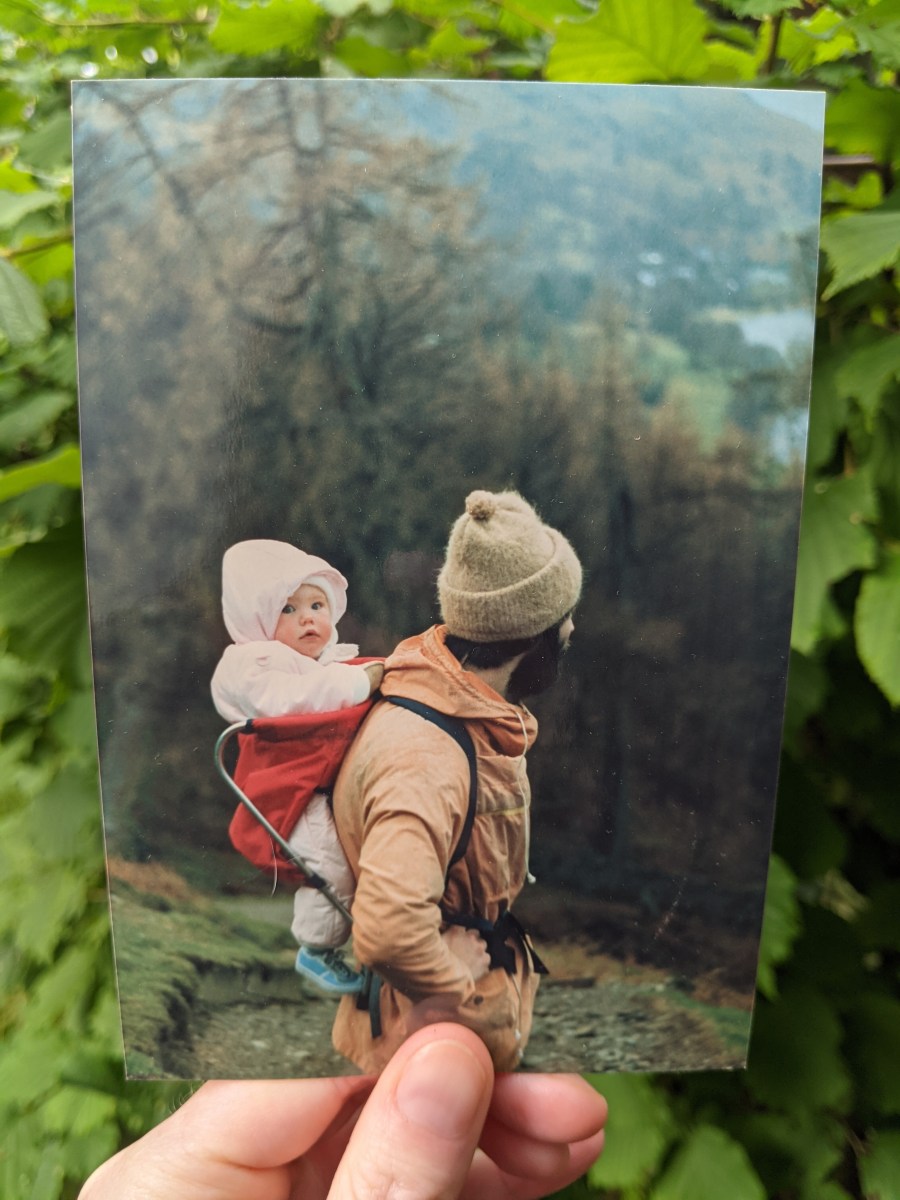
[546,0,709,83]
[317,0,363,14]
[18,241,74,289]
[820,210,900,299]
[859,1129,900,1200]
[845,995,900,1116]
[782,649,828,744]
[0,190,59,231]
[47,682,99,761]
[506,0,587,23]
[23,1140,65,1200]
[0,445,81,502]
[857,880,900,951]
[779,11,857,73]
[649,1124,765,1200]
[868,786,900,843]
[756,855,801,1000]
[332,36,412,75]
[211,0,326,56]
[826,80,900,165]
[748,986,852,1114]
[0,88,27,130]
[855,549,900,705]
[822,171,883,212]
[846,0,900,69]
[807,348,849,471]
[737,1110,845,1200]
[24,764,100,865]
[791,471,879,654]
[20,334,78,389]
[0,258,49,347]
[0,653,51,723]
[806,1186,854,1200]
[834,335,900,427]
[704,40,757,80]
[0,1120,59,1200]
[23,944,99,1032]
[716,0,794,14]
[41,1085,118,1136]
[0,1034,68,1108]
[787,906,867,1001]
[0,391,72,455]
[0,483,78,559]
[773,759,847,880]
[15,868,88,964]
[872,401,900,539]
[423,22,491,63]
[585,1075,675,1190]
[0,522,87,675]
[17,111,73,173]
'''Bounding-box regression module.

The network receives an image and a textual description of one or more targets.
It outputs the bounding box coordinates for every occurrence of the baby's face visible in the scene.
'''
[274,583,333,659]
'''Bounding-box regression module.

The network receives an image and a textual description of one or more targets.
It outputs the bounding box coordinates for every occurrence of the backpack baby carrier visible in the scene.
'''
[214,691,478,922]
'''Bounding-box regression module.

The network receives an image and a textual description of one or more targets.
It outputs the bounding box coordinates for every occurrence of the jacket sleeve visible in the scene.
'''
[350,719,475,1006]
[211,642,370,722]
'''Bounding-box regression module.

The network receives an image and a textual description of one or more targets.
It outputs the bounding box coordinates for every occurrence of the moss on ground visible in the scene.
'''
[111,880,292,1077]
[665,989,754,1057]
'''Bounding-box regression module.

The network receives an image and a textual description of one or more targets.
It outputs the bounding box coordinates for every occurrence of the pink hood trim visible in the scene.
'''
[221,540,349,645]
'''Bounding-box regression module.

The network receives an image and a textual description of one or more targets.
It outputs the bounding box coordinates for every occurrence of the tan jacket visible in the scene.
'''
[331,625,541,1072]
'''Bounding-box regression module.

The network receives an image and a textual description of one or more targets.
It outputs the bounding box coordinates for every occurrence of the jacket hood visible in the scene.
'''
[221,539,349,646]
[380,625,538,755]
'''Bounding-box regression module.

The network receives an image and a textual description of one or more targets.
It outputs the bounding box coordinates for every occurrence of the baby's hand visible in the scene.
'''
[364,662,385,695]
[443,925,492,982]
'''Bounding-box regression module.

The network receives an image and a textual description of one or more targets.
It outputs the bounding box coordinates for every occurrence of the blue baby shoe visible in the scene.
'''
[295,946,363,995]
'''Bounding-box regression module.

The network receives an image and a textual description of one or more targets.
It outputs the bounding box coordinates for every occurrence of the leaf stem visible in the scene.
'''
[761,12,783,76]
[483,0,555,36]
[2,232,73,260]
[38,11,212,30]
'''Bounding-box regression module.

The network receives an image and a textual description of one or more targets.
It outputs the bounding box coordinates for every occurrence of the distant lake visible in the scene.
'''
[736,308,814,358]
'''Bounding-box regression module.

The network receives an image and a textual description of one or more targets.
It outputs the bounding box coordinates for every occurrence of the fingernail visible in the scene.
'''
[395,1039,487,1138]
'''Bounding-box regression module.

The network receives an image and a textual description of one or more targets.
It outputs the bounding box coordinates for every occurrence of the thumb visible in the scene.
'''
[328,1023,493,1200]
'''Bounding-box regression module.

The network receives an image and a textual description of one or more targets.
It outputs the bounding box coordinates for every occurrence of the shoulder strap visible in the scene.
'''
[383,696,477,870]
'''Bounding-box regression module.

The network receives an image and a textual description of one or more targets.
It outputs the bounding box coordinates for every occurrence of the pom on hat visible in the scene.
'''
[438,489,582,641]
[467,491,497,522]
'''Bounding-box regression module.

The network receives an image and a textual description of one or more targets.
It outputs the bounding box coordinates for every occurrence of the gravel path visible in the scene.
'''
[162,961,743,1079]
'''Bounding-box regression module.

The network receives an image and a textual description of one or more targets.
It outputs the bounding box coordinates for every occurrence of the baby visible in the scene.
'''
[211,539,383,994]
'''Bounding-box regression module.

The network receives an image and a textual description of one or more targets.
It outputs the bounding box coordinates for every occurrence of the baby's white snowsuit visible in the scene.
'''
[211,540,369,947]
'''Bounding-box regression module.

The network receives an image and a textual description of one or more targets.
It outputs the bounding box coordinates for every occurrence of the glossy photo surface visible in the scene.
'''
[72,79,824,1079]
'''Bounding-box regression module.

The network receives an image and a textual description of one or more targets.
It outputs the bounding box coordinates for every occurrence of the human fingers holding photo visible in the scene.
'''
[443,924,493,982]
[79,1023,606,1200]
[334,1024,607,1200]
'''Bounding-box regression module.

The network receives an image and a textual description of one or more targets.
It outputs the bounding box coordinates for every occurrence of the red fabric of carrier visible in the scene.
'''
[229,698,374,886]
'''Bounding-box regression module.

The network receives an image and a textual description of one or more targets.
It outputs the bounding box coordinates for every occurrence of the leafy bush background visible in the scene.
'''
[1,2,898,1197]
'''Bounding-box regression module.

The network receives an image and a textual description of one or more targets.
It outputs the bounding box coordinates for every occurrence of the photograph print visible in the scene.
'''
[72,78,825,1079]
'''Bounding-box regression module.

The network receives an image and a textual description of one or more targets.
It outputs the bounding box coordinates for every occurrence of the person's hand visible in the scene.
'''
[364,661,385,694]
[79,1022,606,1200]
[443,924,492,982]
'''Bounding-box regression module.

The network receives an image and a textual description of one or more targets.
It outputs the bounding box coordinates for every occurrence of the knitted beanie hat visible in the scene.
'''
[438,490,582,641]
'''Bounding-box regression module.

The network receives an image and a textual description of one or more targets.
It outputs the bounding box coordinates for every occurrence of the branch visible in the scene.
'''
[482,0,554,35]
[38,7,212,30]
[761,12,784,77]
[1,231,72,259]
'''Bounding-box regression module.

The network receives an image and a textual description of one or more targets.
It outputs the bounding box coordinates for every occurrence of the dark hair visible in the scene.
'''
[444,633,538,669]
[444,615,568,669]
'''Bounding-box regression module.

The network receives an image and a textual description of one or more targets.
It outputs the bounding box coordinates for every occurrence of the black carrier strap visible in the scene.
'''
[355,697,478,1035]
[441,908,550,977]
[383,697,478,871]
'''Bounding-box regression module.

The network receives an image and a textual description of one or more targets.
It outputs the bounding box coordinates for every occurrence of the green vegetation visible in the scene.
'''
[1,1,898,1197]
[112,879,293,1076]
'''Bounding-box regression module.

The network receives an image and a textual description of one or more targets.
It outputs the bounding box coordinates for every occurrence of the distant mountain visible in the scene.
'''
[395,82,822,313]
